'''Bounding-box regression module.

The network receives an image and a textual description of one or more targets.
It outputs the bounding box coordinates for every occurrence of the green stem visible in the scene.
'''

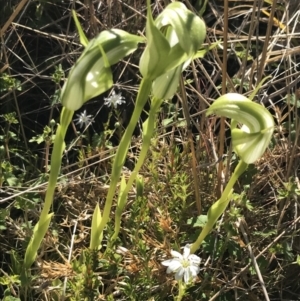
[24,107,73,268]
[190,160,248,254]
[109,98,163,246]
[176,281,185,301]
[94,78,153,245]
[40,107,74,220]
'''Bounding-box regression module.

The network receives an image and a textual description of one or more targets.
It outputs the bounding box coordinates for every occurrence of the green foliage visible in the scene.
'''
[187,215,208,228]
[51,64,65,84]
[0,74,21,93]
[128,193,150,233]
[69,249,101,301]
[0,273,21,301]
[50,88,61,106]
[294,254,300,265]
[0,160,18,186]
[169,171,192,213]
[29,124,56,145]
[3,297,21,301]
[231,188,253,211]
[284,92,300,108]
[253,229,276,238]
[0,208,9,230]
[270,242,294,261]
[1,112,19,125]
[277,177,300,199]
[14,193,41,211]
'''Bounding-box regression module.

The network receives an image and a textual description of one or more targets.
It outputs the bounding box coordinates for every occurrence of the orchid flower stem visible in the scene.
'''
[94,78,153,246]
[24,107,73,268]
[41,107,74,220]
[109,97,163,247]
[190,160,248,254]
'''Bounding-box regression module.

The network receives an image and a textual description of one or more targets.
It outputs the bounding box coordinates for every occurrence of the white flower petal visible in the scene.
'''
[116,246,129,255]
[162,245,201,282]
[188,254,201,265]
[74,110,94,128]
[188,265,200,276]
[183,268,190,283]
[174,267,184,281]
[161,259,175,266]
[170,250,182,259]
[166,260,182,272]
[104,89,126,108]
[182,244,191,258]
[166,266,174,274]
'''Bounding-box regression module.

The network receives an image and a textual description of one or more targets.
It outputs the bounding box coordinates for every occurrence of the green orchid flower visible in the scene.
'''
[89,1,207,250]
[207,93,274,164]
[24,18,142,270]
[61,29,143,111]
[191,93,274,254]
[139,0,206,81]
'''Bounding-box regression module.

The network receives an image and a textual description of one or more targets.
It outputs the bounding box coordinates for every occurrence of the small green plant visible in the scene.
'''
[277,177,300,200]
[0,74,21,93]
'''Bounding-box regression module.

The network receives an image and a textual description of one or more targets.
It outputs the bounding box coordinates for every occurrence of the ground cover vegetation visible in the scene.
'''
[1,0,300,300]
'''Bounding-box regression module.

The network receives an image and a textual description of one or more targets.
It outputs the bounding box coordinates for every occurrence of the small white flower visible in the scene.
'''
[104,90,126,108]
[162,244,201,283]
[74,110,94,128]
[116,246,129,255]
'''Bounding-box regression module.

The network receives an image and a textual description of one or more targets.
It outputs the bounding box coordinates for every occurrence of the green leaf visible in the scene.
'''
[152,64,182,100]
[72,10,88,47]
[139,0,170,79]
[24,213,53,268]
[90,203,103,249]
[3,296,21,301]
[0,275,20,285]
[187,215,208,228]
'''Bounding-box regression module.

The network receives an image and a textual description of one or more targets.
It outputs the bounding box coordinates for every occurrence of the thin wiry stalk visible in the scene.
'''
[216,0,229,198]
[179,76,202,214]
[209,213,300,301]
[237,218,270,301]
[285,3,298,179]
[238,0,258,94]
[256,0,276,84]
[1,35,28,150]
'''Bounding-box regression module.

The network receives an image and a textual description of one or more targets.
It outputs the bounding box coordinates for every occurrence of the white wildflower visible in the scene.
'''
[104,90,126,108]
[74,110,94,128]
[116,246,129,255]
[162,244,201,283]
